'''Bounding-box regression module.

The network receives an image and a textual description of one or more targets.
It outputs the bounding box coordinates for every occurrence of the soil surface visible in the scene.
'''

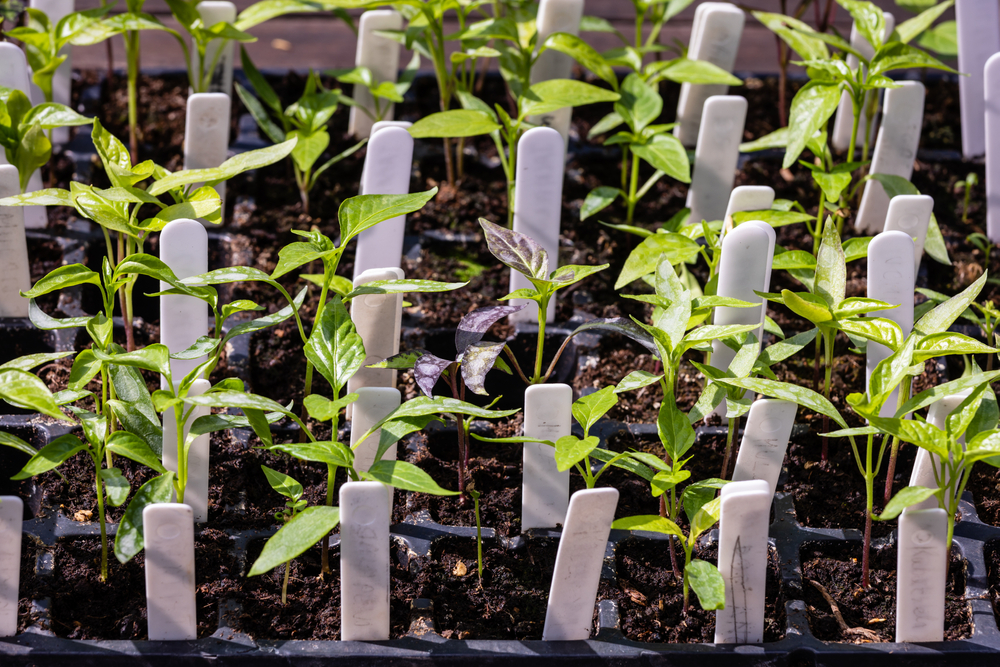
[802,541,971,642]
[603,540,787,643]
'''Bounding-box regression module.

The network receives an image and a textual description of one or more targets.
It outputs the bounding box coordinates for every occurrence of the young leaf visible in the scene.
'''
[11,434,86,479]
[615,370,663,394]
[114,472,176,563]
[460,341,506,396]
[0,369,69,421]
[520,79,620,117]
[572,386,618,433]
[877,485,939,520]
[364,460,459,495]
[554,435,601,472]
[106,431,167,474]
[100,467,130,507]
[612,514,684,538]
[814,219,846,309]
[248,505,341,575]
[581,186,620,220]
[339,189,437,244]
[414,353,453,397]
[479,218,549,280]
[687,559,726,610]
[304,296,365,394]
[408,109,500,138]
[615,233,701,288]
[455,304,524,354]
[261,464,303,501]
[783,82,841,168]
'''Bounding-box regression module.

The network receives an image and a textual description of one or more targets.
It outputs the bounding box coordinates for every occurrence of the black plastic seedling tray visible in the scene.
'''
[2,408,1000,666]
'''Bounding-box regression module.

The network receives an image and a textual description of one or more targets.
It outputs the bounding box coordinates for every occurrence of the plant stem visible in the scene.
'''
[126,31,140,164]
[626,149,640,225]
[473,491,484,586]
[847,97,861,164]
[95,460,108,582]
[720,416,737,479]
[821,331,833,461]
[321,463,336,575]
[532,294,550,382]
[882,375,912,503]
[281,561,290,604]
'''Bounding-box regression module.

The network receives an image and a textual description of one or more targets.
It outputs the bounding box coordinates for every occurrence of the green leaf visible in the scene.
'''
[106,430,167,474]
[916,20,957,57]
[0,369,68,421]
[581,186,620,220]
[895,0,954,44]
[813,171,852,203]
[248,505,340,575]
[344,279,467,300]
[614,73,661,133]
[648,58,742,86]
[572,386,618,433]
[714,376,847,428]
[915,272,987,336]
[11,434,86,479]
[658,393,696,462]
[877,485,939,520]
[631,133,690,183]
[814,219,846,308]
[303,393,358,422]
[615,233,700,288]
[1,351,72,373]
[913,332,997,363]
[364,460,459,495]
[0,431,38,458]
[114,472,176,563]
[615,370,663,394]
[408,109,500,138]
[687,559,725,610]
[147,139,297,195]
[783,82,841,169]
[479,218,549,280]
[520,79,619,117]
[93,344,172,379]
[782,290,833,323]
[288,128,329,174]
[22,263,101,298]
[924,214,951,266]
[542,32,617,88]
[261,464,303,501]
[869,40,957,77]
[339,189,437,245]
[612,514,683,538]
[304,296,364,394]
[554,435,600,472]
[100,467,130,507]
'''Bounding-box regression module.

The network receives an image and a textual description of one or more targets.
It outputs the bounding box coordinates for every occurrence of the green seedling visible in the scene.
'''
[261,465,308,604]
[237,50,369,214]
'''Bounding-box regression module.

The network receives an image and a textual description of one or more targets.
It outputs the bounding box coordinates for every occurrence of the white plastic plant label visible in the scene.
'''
[340,481,391,641]
[541,487,618,640]
[526,0,585,144]
[687,95,748,228]
[509,127,564,323]
[715,479,771,644]
[348,10,403,139]
[184,92,231,223]
[144,503,197,640]
[0,165,31,318]
[674,3,744,147]
[160,219,209,387]
[353,128,414,279]
[521,383,572,530]
[0,496,23,637]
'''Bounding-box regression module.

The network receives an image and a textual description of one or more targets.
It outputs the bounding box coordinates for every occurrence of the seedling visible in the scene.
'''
[613,494,726,613]
[327,51,420,125]
[478,218,609,382]
[0,87,91,192]
[261,465,307,604]
[957,173,979,223]
[368,303,524,498]
[237,51,369,214]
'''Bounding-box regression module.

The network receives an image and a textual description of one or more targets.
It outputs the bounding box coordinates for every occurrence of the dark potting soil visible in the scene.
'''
[425,536,557,640]
[230,539,416,640]
[967,465,1000,529]
[985,542,1000,625]
[603,540,786,643]
[19,531,236,640]
[801,541,971,642]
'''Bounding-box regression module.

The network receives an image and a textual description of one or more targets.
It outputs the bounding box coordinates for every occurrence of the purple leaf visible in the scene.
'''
[478,218,549,280]
[570,318,658,355]
[414,353,454,398]
[455,304,525,354]
[460,341,507,396]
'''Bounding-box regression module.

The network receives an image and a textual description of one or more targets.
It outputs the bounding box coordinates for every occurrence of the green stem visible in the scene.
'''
[721,417,737,479]
[281,561,290,604]
[883,375,913,504]
[847,97,862,164]
[532,293,551,382]
[626,150,640,225]
[175,403,186,503]
[95,460,108,581]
